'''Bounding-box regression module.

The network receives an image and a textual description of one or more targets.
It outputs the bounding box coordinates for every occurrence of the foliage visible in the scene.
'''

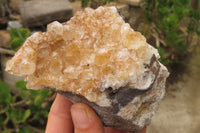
[81,0,89,7]
[10,28,31,51]
[143,0,200,67]
[0,80,54,133]
[81,0,116,8]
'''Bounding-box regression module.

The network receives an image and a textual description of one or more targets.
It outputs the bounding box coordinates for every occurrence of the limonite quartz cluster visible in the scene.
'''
[6,6,169,132]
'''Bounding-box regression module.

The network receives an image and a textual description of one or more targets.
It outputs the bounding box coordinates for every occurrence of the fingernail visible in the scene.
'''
[71,107,90,129]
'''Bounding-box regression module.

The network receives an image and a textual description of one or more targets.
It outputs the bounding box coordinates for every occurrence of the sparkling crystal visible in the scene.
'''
[6,7,169,132]
[6,6,167,102]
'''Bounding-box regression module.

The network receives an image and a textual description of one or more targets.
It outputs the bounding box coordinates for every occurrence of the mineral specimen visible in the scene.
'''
[6,6,169,132]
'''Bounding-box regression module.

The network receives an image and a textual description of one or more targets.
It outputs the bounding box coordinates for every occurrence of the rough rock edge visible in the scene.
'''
[44,56,168,132]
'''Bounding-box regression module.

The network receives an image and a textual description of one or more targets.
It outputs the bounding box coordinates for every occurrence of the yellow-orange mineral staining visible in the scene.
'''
[6,6,159,102]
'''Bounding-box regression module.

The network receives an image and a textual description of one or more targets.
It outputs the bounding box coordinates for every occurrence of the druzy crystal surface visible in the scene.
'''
[6,6,169,132]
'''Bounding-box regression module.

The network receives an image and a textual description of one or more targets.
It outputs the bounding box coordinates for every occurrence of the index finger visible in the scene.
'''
[45,94,73,133]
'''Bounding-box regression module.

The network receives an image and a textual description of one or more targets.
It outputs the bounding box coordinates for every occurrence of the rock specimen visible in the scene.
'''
[6,6,169,132]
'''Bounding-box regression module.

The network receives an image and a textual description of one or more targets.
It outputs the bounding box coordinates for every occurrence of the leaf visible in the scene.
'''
[166,32,178,44]
[33,88,52,105]
[32,108,49,124]
[163,14,179,31]
[9,108,21,123]
[10,28,20,40]
[15,80,27,90]
[174,7,186,20]
[0,81,12,105]
[1,106,9,113]
[17,127,35,133]
[22,109,31,122]
[0,81,10,93]
[16,81,33,101]
[158,7,169,15]
[174,0,189,6]
[15,81,51,104]
[159,58,171,65]
[10,37,24,51]
[34,95,45,106]
[157,47,167,57]
[9,28,31,51]
[20,29,31,40]
[9,108,30,123]
[81,0,89,7]
[39,89,52,97]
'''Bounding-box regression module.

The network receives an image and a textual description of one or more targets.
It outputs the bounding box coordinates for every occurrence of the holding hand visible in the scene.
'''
[46,94,146,133]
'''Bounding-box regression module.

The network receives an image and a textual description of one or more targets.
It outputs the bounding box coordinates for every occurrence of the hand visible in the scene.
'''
[45,94,146,133]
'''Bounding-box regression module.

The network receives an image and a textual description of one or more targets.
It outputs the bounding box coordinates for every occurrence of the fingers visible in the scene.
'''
[71,103,105,133]
[46,94,146,133]
[45,94,73,133]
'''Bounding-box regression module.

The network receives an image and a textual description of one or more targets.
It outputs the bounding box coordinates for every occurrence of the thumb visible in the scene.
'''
[71,103,105,133]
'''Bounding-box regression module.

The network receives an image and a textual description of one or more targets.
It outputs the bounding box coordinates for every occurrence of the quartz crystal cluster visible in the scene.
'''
[6,6,169,132]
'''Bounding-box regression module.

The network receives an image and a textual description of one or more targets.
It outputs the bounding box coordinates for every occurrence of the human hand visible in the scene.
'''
[45,94,146,133]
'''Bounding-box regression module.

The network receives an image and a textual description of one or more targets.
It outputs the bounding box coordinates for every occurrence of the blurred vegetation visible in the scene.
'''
[81,0,116,8]
[0,27,52,132]
[0,80,53,133]
[10,28,31,51]
[143,0,200,69]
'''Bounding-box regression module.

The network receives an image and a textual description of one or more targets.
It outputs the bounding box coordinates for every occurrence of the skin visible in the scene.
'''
[46,94,146,133]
